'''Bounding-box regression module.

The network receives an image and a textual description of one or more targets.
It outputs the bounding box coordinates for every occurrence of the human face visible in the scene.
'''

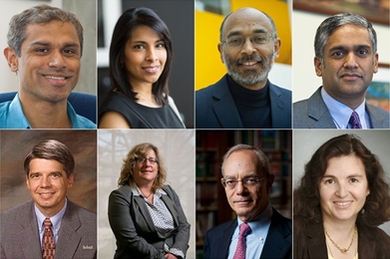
[5,21,81,103]
[222,150,273,222]
[315,24,378,109]
[319,155,370,224]
[218,8,280,90]
[123,25,167,89]
[26,158,74,217]
[133,149,159,186]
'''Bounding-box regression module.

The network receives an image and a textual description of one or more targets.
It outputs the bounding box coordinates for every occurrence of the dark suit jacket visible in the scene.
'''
[0,199,97,259]
[196,75,292,128]
[203,208,292,259]
[294,221,390,259]
[293,87,390,128]
[108,184,190,259]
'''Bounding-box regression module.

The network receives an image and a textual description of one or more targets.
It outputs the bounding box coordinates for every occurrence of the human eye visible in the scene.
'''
[133,44,145,50]
[331,51,344,58]
[227,37,243,47]
[225,179,237,187]
[324,178,335,184]
[244,177,258,185]
[156,42,165,48]
[357,49,369,57]
[350,178,359,183]
[253,34,268,44]
[29,173,40,179]
[147,157,158,164]
[51,172,62,178]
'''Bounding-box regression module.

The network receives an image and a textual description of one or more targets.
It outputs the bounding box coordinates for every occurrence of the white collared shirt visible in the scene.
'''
[321,88,370,129]
[228,203,273,259]
[35,198,68,247]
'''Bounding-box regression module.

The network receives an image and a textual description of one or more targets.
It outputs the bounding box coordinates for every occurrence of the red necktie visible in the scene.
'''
[42,218,55,259]
[233,223,251,259]
[349,111,362,129]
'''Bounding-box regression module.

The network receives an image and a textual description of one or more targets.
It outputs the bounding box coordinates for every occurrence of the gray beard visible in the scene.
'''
[222,51,275,86]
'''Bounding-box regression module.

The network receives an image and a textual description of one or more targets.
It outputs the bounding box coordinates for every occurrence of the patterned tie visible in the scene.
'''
[348,111,362,129]
[233,223,251,259]
[42,218,55,259]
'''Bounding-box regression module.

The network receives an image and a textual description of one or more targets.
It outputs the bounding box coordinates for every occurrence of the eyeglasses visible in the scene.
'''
[221,175,266,189]
[221,33,273,49]
[134,157,159,164]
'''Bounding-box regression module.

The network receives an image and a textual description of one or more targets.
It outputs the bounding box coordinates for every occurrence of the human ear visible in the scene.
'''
[4,47,18,72]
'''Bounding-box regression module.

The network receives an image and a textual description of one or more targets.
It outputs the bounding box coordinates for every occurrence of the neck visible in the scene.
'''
[19,92,71,128]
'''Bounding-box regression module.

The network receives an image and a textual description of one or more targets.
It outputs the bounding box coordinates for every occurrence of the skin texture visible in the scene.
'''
[222,150,274,222]
[315,24,379,109]
[4,21,81,128]
[26,158,74,217]
[218,8,280,90]
[319,155,370,225]
[99,25,167,128]
[133,149,159,192]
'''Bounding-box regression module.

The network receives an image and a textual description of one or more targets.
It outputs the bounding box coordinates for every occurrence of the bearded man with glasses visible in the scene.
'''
[196,7,291,129]
[203,144,292,259]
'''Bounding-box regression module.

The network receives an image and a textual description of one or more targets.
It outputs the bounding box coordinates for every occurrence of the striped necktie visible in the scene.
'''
[233,222,251,259]
[349,111,362,129]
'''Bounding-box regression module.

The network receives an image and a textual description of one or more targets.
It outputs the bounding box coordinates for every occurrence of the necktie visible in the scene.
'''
[42,218,55,259]
[233,223,251,259]
[348,111,362,129]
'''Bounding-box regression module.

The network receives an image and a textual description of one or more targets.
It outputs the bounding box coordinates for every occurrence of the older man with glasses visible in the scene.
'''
[203,144,292,259]
[196,7,291,128]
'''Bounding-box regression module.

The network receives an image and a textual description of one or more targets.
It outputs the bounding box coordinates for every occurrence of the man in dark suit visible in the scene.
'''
[196,7,291,128]
[0,139,96,259]
[203,144,291,259]
[293,13,389,129]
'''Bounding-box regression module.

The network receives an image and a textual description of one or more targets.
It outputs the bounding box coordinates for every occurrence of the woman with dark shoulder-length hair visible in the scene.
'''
[108,143,190,259]
[294,134,390,259]
[99,7,185,129]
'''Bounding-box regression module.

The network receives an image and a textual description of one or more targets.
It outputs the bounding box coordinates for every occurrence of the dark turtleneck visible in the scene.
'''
[227,75,271,128]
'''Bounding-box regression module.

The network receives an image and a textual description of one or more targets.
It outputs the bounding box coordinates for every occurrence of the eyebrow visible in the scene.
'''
[29,41,80,49]
[328,44,372,52]
[226,28,268,38]
[322,174,365,179]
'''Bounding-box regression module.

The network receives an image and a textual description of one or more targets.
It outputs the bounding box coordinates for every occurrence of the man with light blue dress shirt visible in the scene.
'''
[293,13,389,129]
[0,4,95,129]
[0,139,96,259]
[203,144,292,259]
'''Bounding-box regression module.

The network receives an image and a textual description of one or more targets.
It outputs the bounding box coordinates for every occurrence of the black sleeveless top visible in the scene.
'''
[99,91,184,129]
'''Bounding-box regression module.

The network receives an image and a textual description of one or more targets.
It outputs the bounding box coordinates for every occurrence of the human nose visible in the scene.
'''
[241,38,256,55]
[344,53,358,69]
[336,183,348,197]
[48,51,67,69]
[40,176,51,187]
[235,180,246,194]
[146,47,159,62]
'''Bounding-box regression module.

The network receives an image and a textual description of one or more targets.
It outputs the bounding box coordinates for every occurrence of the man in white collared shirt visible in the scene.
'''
[293,13,389,129]
[203,144,292,259]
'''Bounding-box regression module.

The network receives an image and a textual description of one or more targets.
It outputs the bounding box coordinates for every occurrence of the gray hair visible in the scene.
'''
[7,4,84,57]
[221,144,270,176]
[314,13,377,62]
[219,8,278,42]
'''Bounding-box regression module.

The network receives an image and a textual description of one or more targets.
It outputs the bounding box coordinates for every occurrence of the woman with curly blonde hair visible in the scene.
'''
[108,143,190,259]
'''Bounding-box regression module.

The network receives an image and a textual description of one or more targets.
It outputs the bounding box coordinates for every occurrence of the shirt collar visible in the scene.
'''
[35,198,68,236]
[130,185,166,199]
[321,87,368,129]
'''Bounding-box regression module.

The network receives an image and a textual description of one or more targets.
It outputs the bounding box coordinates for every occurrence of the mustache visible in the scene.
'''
[236,55,263,65]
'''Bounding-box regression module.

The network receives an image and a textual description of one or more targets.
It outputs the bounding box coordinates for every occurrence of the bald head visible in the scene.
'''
[219,7,277,42]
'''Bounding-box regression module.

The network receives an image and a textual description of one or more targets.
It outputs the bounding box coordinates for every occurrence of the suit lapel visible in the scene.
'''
[260,210,291,259]
[305,222,328,259]
[55,201,82,259]
[269,83,290,127]
[216,220,237,258]
[19,203,43,259]
[134,195,157,232]
[366,104,389,128]
[160,193,178,226]
[211,76,243,127]
[308,88,336,128]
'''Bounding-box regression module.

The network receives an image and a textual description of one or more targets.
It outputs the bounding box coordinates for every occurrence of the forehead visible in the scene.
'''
[224,150,259,174]
[325,24,372,50]
[29,158,64,172]
[130,25,161,40]
[222,9,272,36]
[22,21,80,46]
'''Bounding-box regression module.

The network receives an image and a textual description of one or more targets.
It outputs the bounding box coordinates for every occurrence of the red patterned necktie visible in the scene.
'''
[42,218,55,259]
[349,111,362,129]
[233,222,251,259]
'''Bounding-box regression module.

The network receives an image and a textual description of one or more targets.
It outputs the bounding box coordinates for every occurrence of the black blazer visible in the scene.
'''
[294,221,390,259]
[203,208,292,259]
[196,75,292,128]
[108,184,190,259]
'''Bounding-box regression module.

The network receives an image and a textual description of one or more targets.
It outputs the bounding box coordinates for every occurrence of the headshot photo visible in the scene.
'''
[195,0,292,128]
[293,5,390,129]
[98,0,194,128]
[0,130,97,259]
[293,130,390,258]
[196,130,292,258]
[0,1,97,128]
[98,129,195,259]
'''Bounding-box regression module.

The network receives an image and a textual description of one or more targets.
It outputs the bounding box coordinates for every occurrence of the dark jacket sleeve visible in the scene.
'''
[163,185,191,257]
[108,188,165,259]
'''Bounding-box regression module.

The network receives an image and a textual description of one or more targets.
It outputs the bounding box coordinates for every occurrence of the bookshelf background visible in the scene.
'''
[196,130,292,258]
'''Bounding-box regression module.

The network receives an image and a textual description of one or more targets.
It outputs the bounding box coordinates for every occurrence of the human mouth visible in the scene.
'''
[39,192,55,199]
[143,66,160,73]
[334,201,352,208]
[45,75,66,80]
[341,73,362,80]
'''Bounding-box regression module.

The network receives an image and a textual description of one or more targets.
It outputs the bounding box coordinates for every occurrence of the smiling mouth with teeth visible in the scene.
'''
[45,76,66,80]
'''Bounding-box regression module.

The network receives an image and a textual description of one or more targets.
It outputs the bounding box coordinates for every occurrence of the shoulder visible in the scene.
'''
[269,82,291,96]
[206,219,236,237]
[366,103,390,117]
[67,200,96,217]
[196,75,228,98]
[1,200,33,217]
